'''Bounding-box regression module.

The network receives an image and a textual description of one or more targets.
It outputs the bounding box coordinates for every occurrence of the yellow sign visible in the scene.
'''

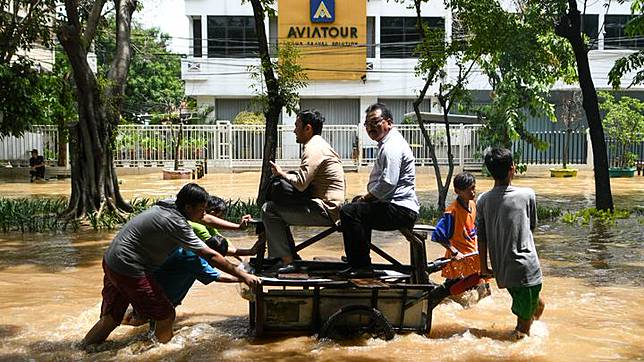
[278,0,366,80]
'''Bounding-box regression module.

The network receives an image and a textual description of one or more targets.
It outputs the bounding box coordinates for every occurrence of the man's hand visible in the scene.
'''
[242,273,261,287]
[238,214,252,230]
[269,161,286,178]
[452,251,465,260]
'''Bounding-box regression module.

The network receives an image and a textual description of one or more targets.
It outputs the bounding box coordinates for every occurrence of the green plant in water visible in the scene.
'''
[537,206,562,221]
[560,207,631,226]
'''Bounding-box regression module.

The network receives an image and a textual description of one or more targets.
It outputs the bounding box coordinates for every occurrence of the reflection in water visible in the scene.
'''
[0,170,642,360]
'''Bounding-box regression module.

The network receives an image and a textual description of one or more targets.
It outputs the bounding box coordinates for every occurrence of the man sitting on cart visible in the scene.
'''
[264,109,346,274]
[339,103,420,278]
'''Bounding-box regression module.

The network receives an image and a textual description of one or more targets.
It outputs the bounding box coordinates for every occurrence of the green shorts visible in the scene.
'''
[507,284,542,321]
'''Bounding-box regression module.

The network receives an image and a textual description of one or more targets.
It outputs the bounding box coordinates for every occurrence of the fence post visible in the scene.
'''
[586,128,593,169]
[459,123,465,171]
[227,122,233,169]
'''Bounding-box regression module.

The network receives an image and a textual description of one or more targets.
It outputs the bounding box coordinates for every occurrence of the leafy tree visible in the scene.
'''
[56,0,138,217]
[409,0,576,210]
[247,0,308,204]
[608,0,644,88]
[598,92,644,168]
[95,17,184,121]
[0,0,56,136]
[555,0,614,211]
[410,0,478,211]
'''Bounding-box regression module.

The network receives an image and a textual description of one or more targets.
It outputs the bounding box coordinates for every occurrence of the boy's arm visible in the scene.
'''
[431,213,460,257]
[200,213,251,231]
[529,190,537,231]
[195,246,260,287]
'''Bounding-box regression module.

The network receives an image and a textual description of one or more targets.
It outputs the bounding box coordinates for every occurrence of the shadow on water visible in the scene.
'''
[0,231,111,272]
[0,324,21,339]
[535,216,644,288]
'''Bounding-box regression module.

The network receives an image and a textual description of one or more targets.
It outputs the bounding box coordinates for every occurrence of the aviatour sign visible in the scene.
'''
[279,0,366,80]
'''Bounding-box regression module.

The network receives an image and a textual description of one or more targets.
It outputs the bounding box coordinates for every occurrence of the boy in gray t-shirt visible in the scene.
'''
[477,148,545,340]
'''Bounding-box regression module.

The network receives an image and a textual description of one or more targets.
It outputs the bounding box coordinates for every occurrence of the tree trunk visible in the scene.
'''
[555,0,614,210]
[250,0,285,205]
[563,128,570,169]
[57,0,136,217]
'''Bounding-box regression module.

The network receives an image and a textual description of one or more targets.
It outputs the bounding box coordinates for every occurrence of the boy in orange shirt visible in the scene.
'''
[431,172,490,303]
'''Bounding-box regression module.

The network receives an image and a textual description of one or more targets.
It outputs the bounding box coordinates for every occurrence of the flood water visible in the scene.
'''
[0,170,643,361]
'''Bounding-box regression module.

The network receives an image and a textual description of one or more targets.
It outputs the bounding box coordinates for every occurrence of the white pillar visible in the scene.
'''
[281,108,298,160]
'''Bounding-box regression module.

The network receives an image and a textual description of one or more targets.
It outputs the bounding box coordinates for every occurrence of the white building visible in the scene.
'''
[181,0,643,128]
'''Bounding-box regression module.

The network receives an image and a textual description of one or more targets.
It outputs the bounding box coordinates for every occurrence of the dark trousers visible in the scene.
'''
[30,167,45,179]
[340,201,418,268]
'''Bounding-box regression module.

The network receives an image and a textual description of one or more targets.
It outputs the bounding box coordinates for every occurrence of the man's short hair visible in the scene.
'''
[31,149,38,154]
[484,148,514,180]
[207,195,227,215]
[365,103,394,123]
[298,109,324,135]
[454,172,476,191]
[175,183,209,214]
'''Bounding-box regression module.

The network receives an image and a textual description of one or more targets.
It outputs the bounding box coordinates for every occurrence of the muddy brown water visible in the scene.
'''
[0,170,642,361]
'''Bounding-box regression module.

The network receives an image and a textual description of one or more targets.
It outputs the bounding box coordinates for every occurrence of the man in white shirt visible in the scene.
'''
[340,103,420,278]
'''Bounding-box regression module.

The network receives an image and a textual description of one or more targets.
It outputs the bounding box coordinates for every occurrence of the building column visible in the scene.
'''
[281,108,299,160]
[201,16,208,57]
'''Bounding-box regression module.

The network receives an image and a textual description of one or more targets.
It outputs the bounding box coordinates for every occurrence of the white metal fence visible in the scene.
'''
[0,123,606,169]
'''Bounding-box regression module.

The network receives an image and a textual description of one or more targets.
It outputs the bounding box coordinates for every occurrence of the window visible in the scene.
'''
[269,16,278,57]
[380,17,444,58]
[207,16,259,58]
[192,17,202,57]
[604,15,644,49]
[581,14,598,50]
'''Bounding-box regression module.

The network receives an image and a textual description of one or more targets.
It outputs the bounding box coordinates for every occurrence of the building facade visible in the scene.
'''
[181,0,643,129]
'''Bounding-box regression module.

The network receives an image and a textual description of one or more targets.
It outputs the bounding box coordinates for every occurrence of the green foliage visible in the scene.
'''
[95,17,184,122]
[537,206,562,221]
[561,208,631,226]
[598,92,644,167]
[234,111,266,125]
[608,0,644,88]
[0,197,78,232]
[448,1,576,152]
[417,204,443,224]
[249,42,308,115]
[0,0,55,61]
[0,60,47,136]
[225,199,263,221]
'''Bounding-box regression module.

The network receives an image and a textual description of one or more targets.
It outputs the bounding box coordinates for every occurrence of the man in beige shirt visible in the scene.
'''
[264,110,345,272]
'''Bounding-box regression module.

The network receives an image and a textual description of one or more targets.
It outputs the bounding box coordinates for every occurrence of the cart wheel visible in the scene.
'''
[318,305,395,341]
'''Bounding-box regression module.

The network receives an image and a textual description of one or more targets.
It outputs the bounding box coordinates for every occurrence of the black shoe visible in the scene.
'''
[338,266,374,279]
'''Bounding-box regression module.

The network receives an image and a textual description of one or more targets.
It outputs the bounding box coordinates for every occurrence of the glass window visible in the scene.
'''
[207,16,259,58]
[380,17,444,58]
[581,14,598,50]
[192,17,202,57]
[604,15,644,49]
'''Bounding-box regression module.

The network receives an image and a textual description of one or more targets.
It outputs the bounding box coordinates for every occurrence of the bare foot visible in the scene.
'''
[533,298,545,320]
[510,329,528,341]
[122,311,148,326]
